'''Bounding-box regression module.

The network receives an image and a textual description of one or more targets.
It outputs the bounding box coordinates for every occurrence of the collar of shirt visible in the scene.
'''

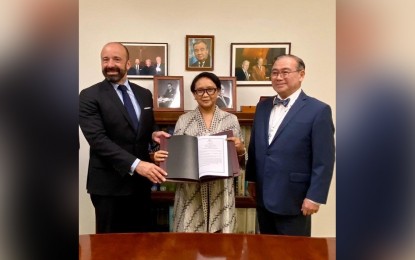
[273,87,302,109]
[112,81,135,104]
[111,81,132,91]
[268,88,302,144]
[111,81,141,118]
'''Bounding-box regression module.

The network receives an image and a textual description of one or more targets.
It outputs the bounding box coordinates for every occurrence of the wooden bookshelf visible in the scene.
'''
[151,191,256,208]
[154,111,254,125]
[152,109,257,230]
[234,195,256,208]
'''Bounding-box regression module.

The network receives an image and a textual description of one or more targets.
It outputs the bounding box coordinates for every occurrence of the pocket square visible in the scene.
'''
[144,107,152,110]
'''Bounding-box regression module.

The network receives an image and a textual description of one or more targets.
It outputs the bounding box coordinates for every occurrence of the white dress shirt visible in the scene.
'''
[268,88,302,144]
[112,81,142,175]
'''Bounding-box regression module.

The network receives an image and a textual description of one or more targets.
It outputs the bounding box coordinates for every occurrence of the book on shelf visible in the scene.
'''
[160,130,239,182]
[156,182,176,192]
[168,206,174,232]
[237,168,246,196]
[236,208,257,234]
[234,174,239,194]
[151,206,170,232]
[243,125,252,148]
[245,208,257,234]
[236,208,247,234]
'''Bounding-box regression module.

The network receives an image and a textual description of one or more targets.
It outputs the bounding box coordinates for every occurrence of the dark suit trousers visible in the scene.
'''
[257,206,311,236]
[91,193,151,234]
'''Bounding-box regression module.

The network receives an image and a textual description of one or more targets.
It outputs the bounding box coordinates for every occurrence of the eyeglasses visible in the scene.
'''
[271,70,301,78]
[194,88,217,96]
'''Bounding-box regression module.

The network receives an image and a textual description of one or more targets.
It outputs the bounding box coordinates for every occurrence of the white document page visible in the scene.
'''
[197,135,229,178]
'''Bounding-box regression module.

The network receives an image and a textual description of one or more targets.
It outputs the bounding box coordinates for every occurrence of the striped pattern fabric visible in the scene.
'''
[172,106,243,233]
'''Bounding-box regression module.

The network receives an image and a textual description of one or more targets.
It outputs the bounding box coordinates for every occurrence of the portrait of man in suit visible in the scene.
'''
[154,56,165,76]
[79,42,169,234]
[246,54,335,237]
[250,57,267,81]
[127,58,142,75]
[141,58,156,75]
[235,60,251,81]
[216,81,232,109]
[123,43,168,78]
[157,82,178,108]
[186,36,214,70]
[231,43,291,86]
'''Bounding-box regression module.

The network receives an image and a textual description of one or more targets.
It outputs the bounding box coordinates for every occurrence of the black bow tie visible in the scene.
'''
[273,97,290,107]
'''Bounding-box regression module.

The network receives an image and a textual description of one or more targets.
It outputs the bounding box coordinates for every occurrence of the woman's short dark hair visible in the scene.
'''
[190,72,221,93]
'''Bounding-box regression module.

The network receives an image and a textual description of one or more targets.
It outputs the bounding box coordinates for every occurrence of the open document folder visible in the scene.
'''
[159,130,239,182]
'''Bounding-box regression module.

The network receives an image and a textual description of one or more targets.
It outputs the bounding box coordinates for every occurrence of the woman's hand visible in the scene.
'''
[152,131,171,144]
[154,150,169,164]
[227,137,245,156]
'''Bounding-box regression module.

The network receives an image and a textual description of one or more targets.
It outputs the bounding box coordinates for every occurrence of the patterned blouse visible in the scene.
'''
[172,106,243,233]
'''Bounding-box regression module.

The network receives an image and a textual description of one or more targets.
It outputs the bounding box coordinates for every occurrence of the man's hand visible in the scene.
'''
[135,161,167,184]
[301,198,320,216]
[152,131,171,144]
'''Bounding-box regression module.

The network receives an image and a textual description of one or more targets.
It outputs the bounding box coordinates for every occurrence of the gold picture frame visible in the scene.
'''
[186,35,214,71]
[230,42,291,86]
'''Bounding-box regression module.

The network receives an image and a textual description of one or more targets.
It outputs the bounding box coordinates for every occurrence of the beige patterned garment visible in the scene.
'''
[172,106,243,233]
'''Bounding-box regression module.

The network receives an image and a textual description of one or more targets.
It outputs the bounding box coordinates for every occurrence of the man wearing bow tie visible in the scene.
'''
[246,54,335,236]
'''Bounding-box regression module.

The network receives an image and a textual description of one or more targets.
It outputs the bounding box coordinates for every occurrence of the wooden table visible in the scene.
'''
[79,233,335,260]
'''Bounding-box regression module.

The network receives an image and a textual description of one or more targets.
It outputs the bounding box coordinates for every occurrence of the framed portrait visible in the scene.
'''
[230,42,291,86]
[122,42,168,79]
[186,35,214,71]
[153,76,184,112]
[217,77,237,112]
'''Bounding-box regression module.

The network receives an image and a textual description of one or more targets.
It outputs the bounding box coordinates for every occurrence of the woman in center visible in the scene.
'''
[155,72,246,233]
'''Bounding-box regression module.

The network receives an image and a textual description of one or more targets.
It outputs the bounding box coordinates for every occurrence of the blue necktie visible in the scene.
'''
[118,85,139,131]
[273,97,290,107]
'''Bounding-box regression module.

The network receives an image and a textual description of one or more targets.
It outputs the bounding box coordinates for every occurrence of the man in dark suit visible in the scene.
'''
[216,85,231,108]
[127,58,142,75]
[235,60,251,81]
[141,58,156,75]
[79,42,169,234]
[158,83,177,108]
[246,54,335,237]
[154,56,165,76]
[190,40,211,68]
[250,57,267,81]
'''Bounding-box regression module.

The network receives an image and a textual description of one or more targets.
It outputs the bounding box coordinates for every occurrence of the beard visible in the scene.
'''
[102,66,127,83]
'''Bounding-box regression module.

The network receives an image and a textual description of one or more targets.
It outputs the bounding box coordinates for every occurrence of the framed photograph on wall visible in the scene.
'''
[217,77,237,112]
[122,42,168,79]
[186,35,214,71]
[153,76,184,111]
[230,42,291,86]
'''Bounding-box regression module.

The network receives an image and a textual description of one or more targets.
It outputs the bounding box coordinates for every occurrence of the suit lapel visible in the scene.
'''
[130,82,144,137]
[262,97,275,145]
[270,91,307,144]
